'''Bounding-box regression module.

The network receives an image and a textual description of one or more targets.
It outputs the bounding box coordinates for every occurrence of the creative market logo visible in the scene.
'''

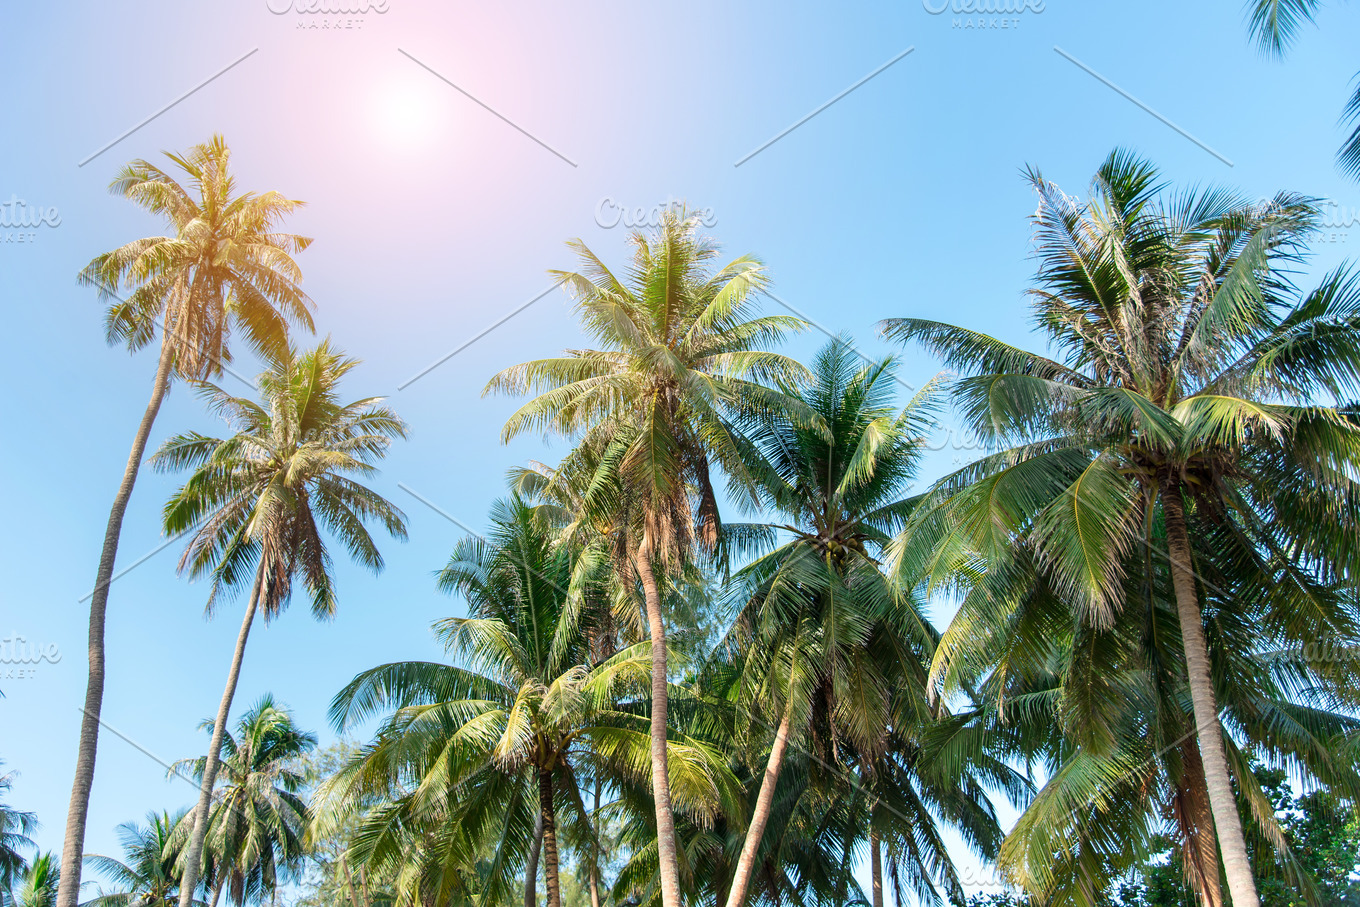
[266,0,390,30]
[922,0,1046,30]
[1319,198,1360,243]
[0,632,61,681]
[595,198,718,231]
[1,196,61,246]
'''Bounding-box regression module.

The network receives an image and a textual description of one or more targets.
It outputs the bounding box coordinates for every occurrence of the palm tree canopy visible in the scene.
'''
[83,811,194,907]
[324,494,741,907]
[79,134,314,379]
[887,149,1360,631]
[170,696,316,907]
[152,340,409,618]
[0,766,37,897]
[486,209,816,562]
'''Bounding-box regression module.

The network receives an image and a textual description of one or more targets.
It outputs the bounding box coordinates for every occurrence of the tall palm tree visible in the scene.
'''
[716,340,1017,907]
[485,210,812,907]
[9,854,57,907]
[171,696,316,907]
[84,811,193,907]
[152,341,407,907]
[882,149,1360,907]
[0,764,37,903]
[325,494,740,907]
[928,534,1360,905]
[1244,0,1360,178]
[62,135,313,907]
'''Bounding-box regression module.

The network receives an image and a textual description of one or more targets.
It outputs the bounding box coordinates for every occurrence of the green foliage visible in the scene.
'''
[170,696,315,907]
[83,812,196,907]
[0,765,37,902]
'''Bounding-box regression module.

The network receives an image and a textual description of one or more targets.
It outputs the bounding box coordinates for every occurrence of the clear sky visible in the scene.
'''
[3,0,1359,900]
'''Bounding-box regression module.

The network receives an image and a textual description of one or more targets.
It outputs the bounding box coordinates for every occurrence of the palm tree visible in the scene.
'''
[1244,0,1360,178]
[882,149,1360,907]
[715,340,1017,907]
[84,811,193,907]
[152,341,407,907]
[326,494,740,907]
[171,696,316,907]
[9,854,57,907]
[62,134,313,907]
[485,210,811,907]
[0,764,37,904]
[927,532,1360,905]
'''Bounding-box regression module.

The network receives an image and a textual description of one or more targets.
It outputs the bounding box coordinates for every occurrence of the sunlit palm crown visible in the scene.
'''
[79,135,314,380]
[888,150,1360,632]
[486,210,814,562]
[152,341,408,617]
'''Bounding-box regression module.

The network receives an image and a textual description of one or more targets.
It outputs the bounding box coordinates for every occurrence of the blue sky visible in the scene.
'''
[3,0,1359,899]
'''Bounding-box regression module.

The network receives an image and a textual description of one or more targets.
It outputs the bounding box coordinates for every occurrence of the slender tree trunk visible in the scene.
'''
[358,865,371,907]
[634,548,682,907]
[723,709,794,907]
[340,854,363,907]
[177,564,265,907]
[209,877,225,907]
[588,781,602,907]
[525,808,543,907]
[1161,479,1259,907]
[539,770,562,907]
[57,337,176,907]
[870,827,883,907]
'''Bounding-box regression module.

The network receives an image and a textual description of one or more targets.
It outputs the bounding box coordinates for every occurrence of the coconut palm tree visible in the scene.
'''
[152,341,407,907]
[1244,0,1360,178]
[882,149,1360,907]
[485,210,812,907]
[713,340,1020,907]
[170,696,315,907]
[83,811,193,907]
[62,135,313,907]
[325,494,740,907]
[714,340,935,907]
[0,765,37,904]
[927,529,1360,905]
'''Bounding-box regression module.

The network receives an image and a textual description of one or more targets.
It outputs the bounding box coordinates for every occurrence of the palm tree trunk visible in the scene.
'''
[634,547,682,907]
[1161,479,1259,907]
[525,808,543,907]
[539,770,562,907]
[340,855,363,907]
[57,336,176,907]
[870,828,883,907]
[358,866,371,907]
[209,877,225,907]
[177,563,266,907]
[723,708,794,907]
[588,781,602,907]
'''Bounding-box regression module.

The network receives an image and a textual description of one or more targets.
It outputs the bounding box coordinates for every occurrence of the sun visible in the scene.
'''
[369,74,444,151]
